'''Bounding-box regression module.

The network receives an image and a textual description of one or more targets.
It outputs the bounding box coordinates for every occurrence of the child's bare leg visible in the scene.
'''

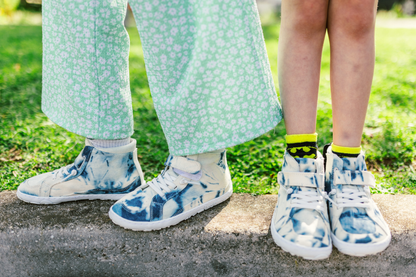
[325,1,391,258]
[271,0,333,261]
[278,0,329,135]
[327,0,378,147]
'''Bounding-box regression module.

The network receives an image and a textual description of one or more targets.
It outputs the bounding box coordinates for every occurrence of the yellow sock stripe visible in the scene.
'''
[332,144,361,154]
[285,133,317,144]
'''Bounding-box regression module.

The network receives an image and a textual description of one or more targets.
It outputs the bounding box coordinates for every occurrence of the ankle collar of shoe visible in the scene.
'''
[165,149,226,171]
[165,155,201,174]
[283,150,324,172]
[85,138,137,153]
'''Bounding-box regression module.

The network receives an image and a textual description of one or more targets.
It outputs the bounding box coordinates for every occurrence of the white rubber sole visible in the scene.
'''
[331,232,391,256]
[270,215,332,260]
[17,188,127,205]
[109,187,233,231]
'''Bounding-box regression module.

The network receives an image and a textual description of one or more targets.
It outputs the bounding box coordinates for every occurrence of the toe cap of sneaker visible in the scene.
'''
[111,201,152,222]
[18,173,52,196]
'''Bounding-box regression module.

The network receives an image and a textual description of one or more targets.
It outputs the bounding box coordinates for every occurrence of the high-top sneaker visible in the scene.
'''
[109,149,232,231]
[271,151,332,260]
[17,139,144,204]
[325,145,391,256]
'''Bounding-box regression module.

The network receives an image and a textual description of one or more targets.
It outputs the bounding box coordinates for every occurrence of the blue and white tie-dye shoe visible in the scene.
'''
[271,151,332,260]
[325,145,391,256]
[17,139,144,204]
[109,149,233,231]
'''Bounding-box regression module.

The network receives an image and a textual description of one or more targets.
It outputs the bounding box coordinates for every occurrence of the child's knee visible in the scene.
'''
[286,0,328,35]
[338,0,377,37]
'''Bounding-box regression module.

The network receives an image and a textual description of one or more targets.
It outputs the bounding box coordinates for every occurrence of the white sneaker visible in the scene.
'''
[325,145,391,256]
[271,151,332,260]
[17,139,144,204]
[109,149,233,231]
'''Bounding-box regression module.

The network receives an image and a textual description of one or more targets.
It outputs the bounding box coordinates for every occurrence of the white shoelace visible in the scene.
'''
[147,170,182,198]
[285,187,327,212]
[332,187,370,208]
[52,156,85,181]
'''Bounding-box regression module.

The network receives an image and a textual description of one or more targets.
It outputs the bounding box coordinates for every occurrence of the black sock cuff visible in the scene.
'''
[332,151,359,158]
[286,141,317,148]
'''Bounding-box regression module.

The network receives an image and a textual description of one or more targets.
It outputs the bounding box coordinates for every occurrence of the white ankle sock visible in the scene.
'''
[89,138,131,148]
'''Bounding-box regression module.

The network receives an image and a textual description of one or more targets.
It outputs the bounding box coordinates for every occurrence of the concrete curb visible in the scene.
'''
[1,191,416,276]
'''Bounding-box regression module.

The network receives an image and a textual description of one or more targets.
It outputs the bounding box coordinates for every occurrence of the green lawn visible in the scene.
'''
[1,24,415,194]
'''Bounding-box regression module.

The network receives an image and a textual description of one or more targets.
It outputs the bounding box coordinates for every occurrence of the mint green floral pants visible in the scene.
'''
[42,0,282,155]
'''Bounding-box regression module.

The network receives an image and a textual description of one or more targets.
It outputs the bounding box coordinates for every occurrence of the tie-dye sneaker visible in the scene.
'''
[17,139,144,204]
[325,145,391,256]
[271,151,332,260]
[109,149,233,231]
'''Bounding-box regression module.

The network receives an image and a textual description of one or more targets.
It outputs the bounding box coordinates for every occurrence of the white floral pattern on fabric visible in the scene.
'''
[41,0,282,155]
[42,0,133,139]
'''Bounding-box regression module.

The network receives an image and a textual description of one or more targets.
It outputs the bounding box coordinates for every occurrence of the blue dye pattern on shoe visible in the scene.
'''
[325,146,391,246]
[271,151,332,251]
[110,150,232,228]
[18,139,143,201]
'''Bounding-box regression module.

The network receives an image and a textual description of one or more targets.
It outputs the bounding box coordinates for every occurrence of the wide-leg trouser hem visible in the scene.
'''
[41,0,283,150]
[169,114,282,156]
[42,107,134,140]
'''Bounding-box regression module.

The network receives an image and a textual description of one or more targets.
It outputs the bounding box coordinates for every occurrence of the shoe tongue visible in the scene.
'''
[164,167,178,179]
[341,157,358,171]
[294,158,318,192]
[339,157,362,191]
[295,158,317,173]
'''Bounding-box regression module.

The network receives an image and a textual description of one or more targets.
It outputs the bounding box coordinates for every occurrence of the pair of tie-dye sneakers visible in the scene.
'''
[272,146,391,259]
[17,139,391,259]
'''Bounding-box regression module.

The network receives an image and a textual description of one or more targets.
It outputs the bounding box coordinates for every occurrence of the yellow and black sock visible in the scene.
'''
[332,144,361,158]
[286,133,318,159]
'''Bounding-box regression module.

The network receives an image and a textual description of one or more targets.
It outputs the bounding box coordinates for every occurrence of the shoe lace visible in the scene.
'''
[146,167,185,198]
[331,187,370,208]
[53,164,78,181]
[325,168,375,208]
[285,186,327,212]
[52,156,85,181]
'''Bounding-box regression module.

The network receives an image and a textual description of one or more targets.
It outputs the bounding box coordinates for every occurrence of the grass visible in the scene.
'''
[1,22,416,195]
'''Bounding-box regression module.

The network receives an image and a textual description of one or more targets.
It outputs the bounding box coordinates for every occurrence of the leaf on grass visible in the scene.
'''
[1,155,23,162]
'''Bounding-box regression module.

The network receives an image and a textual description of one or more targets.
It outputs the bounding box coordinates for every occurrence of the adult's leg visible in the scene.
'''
[18,0,143,204]
[109,0,282,231]
[327,0,377,147]
[278,0,329,135]
[128,0,282,156]
[42,0,134,139]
